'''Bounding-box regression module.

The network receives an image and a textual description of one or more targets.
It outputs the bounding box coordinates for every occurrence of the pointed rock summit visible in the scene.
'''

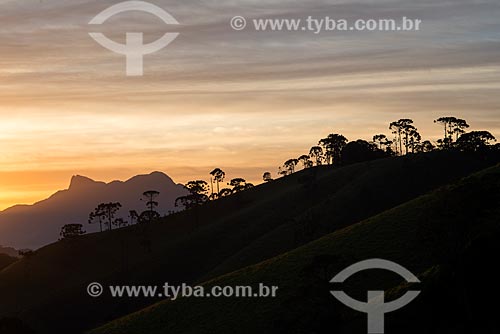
[69,175,99,190]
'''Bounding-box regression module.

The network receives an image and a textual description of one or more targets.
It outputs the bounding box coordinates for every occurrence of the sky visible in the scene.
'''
[1,0,499,210]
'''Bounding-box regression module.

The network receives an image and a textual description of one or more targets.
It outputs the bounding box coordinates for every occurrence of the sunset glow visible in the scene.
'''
[1,0,499,210]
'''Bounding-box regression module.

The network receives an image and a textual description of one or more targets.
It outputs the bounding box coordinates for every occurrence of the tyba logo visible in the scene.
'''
[330,259,420,334]
[89,1,179,76]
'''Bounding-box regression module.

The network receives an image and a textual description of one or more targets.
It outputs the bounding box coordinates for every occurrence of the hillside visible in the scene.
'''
[0,254,17,272]
[91,164,500,334]
[0,172,186,249]
[0,151,498,333]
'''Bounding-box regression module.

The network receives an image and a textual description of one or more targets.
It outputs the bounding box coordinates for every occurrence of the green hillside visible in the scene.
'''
[91,164,500,334]
[0,151,498,333]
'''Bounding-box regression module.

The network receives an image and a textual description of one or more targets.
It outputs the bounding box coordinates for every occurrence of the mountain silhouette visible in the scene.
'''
[0,172,187,249]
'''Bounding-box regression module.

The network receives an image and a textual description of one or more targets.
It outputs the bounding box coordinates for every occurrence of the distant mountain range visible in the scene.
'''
[0,172,187,249]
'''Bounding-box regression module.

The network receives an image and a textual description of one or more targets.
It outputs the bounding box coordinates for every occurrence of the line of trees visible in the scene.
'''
[268,116,497,179]
[60,169,261,238]
[59,190,164,239]
[59,115,497,239]
[174,170,255,211]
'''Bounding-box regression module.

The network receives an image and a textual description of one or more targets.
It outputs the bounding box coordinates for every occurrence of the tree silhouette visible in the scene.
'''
[436,137,452,150]
[408,128,422,154]
[319,134,348,165]
[383,138,394,154]
[278,167,288,178]
[373,134,387,150]
[435,116,454,141]
[129,210,139,225]
[453,118,470,140]
[88,205,105,232]
[218,188,233,197]
[175,180,209,210]
[434,117,470,147]
[309,146,324,166]
[284,159,299,174]
[263,172,273,182]
[60,224,86,239]
[298,155,312,169]
[390,119,415,155]
[140,190,160,224]
[420,140,435,153]
[456,131,496,152]
[400,119,416,155]
[209,168,225,197]
[114,218,128,228]
[104,203,122,230]
[142,190,159,212]
[373,134,394,154]
[88,202,122,231]
[229,178,254,193]
[342,140,387,165]
[389,120,404,155]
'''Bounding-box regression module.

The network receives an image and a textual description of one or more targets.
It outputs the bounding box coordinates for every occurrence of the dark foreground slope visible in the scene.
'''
[0,254,17,272]
[0,151,498,333]
[91,164,500,334]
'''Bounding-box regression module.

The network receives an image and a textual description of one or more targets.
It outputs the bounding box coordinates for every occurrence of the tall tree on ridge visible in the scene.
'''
[434,116,470,147]
[209,168,225,197]
[284,159,299,174]
[140,190,160,224]
[390,119,415,155]
[175,180,209,210]
[408,128,422,154]
[129,210,139,225]
[373,134,388,150]
[319,134,348,165]
[309,146,324,166]
[89,202,122,231]
[298,154,312,169]
[229,178,253,193]
[88,206,105,232]
[263,172,273,182]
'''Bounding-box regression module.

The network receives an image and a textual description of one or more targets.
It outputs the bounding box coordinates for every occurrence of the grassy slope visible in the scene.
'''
[0,151,498,333]
[0,254,17,272]
[91,164,500,334]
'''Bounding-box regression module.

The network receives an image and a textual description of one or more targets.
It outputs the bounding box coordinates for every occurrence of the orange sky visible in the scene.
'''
[1,0,499,210]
